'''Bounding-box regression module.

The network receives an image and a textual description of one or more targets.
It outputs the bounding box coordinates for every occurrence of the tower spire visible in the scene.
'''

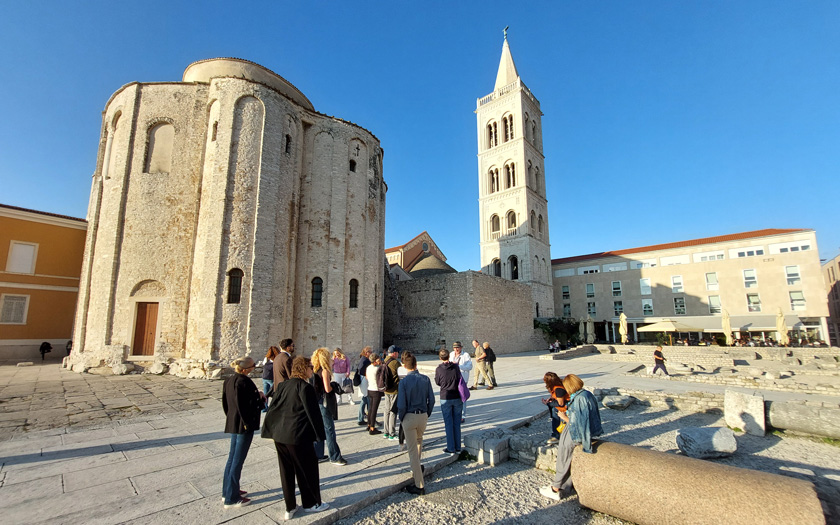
[494,28,519,91]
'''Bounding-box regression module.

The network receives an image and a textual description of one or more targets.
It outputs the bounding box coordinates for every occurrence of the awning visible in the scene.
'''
[629,315,813,333]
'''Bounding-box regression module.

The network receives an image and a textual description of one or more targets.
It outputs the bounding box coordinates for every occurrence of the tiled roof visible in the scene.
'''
[551,228,810,265]
[0,203,86,223]
[385,230,430,252]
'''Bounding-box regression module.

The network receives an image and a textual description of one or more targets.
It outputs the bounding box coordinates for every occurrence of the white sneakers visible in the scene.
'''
[539,485,561,501]
[304,502,330,513]
[284,507,298,520]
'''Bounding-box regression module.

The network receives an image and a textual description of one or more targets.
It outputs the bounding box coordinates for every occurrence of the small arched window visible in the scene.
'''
[487,121,498,148]
[490,214,500,236]
[543,258,549,281]
[349,279,359,308]
[505,162,516,188]
[285,134,292,154]
[535,166,540,194]
[489,168,500,193]
[538,215,544,237]
[145,122,174,173]
[510,255,519,280]
[536,302,540,317]
[349,160,356,172]
[530,211,536,234]
[227,268,244,304]
[492,258,501,277]
[531,121,537,143]
[506,211,517,230]
[535,256,541,281]
[311,277,323,307]
[503,114,514,142]
[524,113,530,140]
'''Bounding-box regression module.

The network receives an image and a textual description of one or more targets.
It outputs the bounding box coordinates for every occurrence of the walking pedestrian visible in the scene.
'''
[397,353,435,495]
[332,348,354,405]
[482,342,498,387]
[470,339,493,389]
[435,348,462,454]
[652,345,669,376]
[221,356,264,508]
[262,356,330,520]
[274,339,295,384]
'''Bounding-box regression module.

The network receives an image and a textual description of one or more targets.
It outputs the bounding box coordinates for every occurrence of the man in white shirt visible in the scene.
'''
[449,342,472,423]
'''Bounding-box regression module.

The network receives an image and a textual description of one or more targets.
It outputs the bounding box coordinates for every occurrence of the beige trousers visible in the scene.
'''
[402,412,428,488]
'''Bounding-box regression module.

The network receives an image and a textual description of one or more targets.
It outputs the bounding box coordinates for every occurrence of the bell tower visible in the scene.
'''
[476,31,554,317]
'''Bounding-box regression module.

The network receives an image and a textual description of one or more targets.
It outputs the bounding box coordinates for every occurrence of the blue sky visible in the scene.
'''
[1,1,838,270]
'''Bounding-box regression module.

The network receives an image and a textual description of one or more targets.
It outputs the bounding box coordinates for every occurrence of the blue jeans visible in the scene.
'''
[440,398,463,452]
[357,394,369,423]
[314,404,342,462]
[222,432,253,504]
[262,379,274,395]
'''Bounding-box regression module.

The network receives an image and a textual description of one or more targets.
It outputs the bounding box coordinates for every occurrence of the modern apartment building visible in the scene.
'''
[822,252,840,346]
[551,229,829,344]
[0,204,86,359]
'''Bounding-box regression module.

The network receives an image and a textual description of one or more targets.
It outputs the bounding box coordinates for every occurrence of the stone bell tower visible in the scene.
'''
[476,31,554,317]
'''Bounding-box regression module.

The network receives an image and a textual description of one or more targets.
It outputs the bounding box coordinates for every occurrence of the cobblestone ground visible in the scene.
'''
[0,363,221,440]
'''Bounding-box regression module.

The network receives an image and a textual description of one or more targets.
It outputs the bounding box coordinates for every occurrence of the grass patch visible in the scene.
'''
[728,426,742,433]
[458,450,477,461]
[822,437,840,447]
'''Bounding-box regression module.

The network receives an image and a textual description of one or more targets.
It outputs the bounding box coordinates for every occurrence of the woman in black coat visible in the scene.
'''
[262,356,330,520]
[221,356,264,508]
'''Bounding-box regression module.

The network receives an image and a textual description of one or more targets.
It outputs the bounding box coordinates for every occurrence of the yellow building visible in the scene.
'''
[0,204,86,360]
[551,228,830,344]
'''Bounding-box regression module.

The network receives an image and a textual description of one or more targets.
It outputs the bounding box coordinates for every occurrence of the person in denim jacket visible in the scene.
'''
[539,373,602,501]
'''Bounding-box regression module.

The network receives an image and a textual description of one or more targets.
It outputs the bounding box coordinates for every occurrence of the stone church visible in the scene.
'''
[68,58,387,375]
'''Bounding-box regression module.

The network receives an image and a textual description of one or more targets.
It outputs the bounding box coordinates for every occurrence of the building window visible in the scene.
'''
[614,301,623,316]
[587,302,596,316]
[640,278,651,295]
[311,277,323,307]
[491,259,501,277]
[0,294,29,324]
[743,269,757,288]
[506,211,517,231]
[737,249,765,257]
[503,114,514,142]
[509,256,519,280]
[505,162,516,188]
[5,241,38,274]
[487,121,498,148]
[705,272,718,291]
[227,269,244,304]
[144,122,174,173]
[349,160,356,172]
[642,299,653,316]
[612,281,622,297]
[490,214,500,237]
[285,134,292,154]
[563,303,571,317]
[586,283,595,298]
[530,211,536,234]
[536,302,540,317]
[785,266,800,286]
[789,291,806,311]
[708,295,722,314]
[349,279,359,308]
[562,285,570,300]
[535,166,540,193]
[489,168,500,193]
[671,275,683,293]
[674,297,686,315]
[538,215,544,238]
[747,293,761,312]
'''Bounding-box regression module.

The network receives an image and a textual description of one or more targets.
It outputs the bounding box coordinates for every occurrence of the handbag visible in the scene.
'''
[458,374,471,402]
[342,377,354,394]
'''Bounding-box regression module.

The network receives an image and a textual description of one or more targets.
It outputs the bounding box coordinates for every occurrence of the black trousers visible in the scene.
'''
[274,441,321,511]
[368,390,383,428]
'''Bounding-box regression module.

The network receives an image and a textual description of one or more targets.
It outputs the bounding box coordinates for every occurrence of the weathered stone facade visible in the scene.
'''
[70,58,386,373]
[386,271,546,353]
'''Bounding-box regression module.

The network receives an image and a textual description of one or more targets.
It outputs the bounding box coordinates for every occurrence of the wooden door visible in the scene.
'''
[132,302,158,356]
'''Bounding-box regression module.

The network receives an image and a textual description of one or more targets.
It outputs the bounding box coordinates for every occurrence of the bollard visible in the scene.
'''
[571,441,824,525]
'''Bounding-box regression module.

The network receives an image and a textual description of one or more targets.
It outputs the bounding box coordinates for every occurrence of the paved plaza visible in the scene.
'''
[0,351,837,524]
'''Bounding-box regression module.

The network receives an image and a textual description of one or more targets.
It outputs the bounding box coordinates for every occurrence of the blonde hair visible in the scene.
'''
[333,347,346,360]
[483,342,490,348]
[232,356,255,374]
[562,373,584,394]
[291,356,311,379]
[360,346,372,358]
[311,347,332,374]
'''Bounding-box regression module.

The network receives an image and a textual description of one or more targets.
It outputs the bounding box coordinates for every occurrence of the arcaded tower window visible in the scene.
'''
[227,268,244,304]
[491,258,501,277]
[285,134,292,154]
[509,255,519,280]
[350,160,356,172]
[490,214,500,238]
[311,277,323,307]
[349,279,359,308]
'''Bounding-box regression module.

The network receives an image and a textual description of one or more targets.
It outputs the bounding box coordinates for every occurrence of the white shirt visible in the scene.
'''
[449,350,472,382]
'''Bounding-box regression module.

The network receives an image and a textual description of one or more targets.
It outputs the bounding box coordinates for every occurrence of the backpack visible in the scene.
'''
[375,365,388,391]
[484,347,496,363]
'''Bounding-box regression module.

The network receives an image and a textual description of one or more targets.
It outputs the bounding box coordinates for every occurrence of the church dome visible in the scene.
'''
[408,253,456,278]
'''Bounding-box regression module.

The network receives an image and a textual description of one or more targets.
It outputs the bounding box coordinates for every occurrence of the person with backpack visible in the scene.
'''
[482,341,498,387]
[365,353,384,435]
[355,347,372,426]
[470,339,493,390]
[382,346,401,440]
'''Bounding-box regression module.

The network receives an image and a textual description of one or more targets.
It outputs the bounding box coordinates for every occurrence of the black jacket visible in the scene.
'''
[262,377,326,445]
[435,361,461,400]
[222,373,262,434]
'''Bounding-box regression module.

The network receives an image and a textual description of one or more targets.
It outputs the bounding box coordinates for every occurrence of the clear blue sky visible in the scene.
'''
[1,1,838,270]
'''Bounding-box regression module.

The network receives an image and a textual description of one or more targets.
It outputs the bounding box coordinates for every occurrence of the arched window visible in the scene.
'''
[538,215,544,238]
[487,121,498,148]
[145,122,174,173]
[505,162,516,188]
[227,268,244,304]
[527,161,533,188]
[524,113,530,140]
[490,214,500,237]
[543,258,549,282]
[489,168,500,193]
[509,255,519,280]
[530,211,536,234]
[535,256,540,281]
[503,114,514,142]
[531,121,537,143]
[536,302,540,317]
[535,166,540,194]
[491,258,501,277]
[285,134,292,154]
[349,279,359,308]
[506,210,517,231]
[349,160,356,172]
[311,277,323,307]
